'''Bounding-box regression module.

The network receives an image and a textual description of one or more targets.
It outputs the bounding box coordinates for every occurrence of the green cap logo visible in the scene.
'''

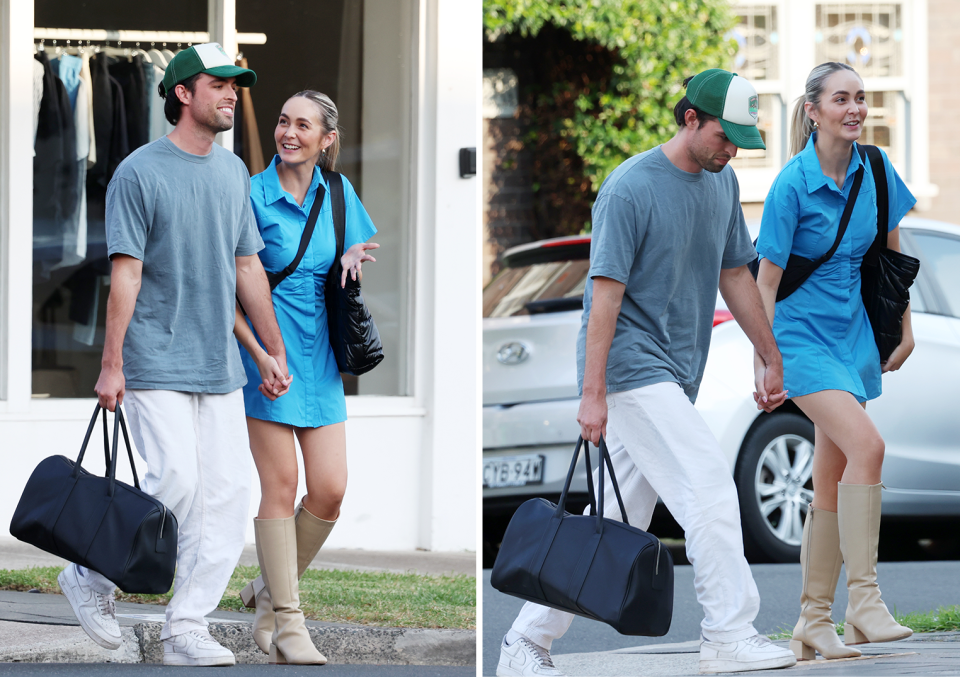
[748,95,759,120]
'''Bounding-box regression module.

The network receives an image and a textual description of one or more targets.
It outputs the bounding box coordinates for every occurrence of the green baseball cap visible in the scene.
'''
[685,69,765,150]
[159,42,256,97]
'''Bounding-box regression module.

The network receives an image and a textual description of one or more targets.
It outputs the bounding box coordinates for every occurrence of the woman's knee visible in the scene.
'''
[261,475,299,507]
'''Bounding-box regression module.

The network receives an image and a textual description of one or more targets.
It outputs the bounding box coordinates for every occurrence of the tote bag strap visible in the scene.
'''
[817,161,865,266]
[861,144,889,264]
[323,170,346,272]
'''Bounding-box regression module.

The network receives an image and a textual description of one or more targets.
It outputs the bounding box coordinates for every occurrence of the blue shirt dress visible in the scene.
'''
[756,134,915,402]
[239,156,378,427]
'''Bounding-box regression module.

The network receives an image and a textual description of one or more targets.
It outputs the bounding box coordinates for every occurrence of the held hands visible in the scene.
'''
[577,391,608,445]
[753,351,788,413]
[340,242,379,288]
[256,352,293,401]
[94,364,125,412]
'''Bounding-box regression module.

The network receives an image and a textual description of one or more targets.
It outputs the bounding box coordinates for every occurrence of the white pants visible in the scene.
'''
[511,382,761,649]
[80,389,251,640]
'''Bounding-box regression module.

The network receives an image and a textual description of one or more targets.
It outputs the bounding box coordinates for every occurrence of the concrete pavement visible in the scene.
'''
[0,540,476,666]
[551,632,960,675]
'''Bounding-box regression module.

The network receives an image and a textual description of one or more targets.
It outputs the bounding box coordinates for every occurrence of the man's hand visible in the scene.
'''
[577,391,608,445]
[255,353,293,401]
[95,363,125,412]
[753,351,788,413]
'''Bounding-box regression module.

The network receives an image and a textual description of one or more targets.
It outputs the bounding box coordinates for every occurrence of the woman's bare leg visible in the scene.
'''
[247,417,299,519]
[793,391,883,487]
[809,401,869,511]
[295,422,347,521]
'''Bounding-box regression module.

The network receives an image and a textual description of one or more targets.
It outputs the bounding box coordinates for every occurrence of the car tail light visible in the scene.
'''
[713,310,735,327]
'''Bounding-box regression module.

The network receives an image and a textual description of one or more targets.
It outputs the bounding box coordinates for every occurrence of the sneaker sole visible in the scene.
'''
[163,654,236,667]
[700,654,797,674]
[57,570,122,651]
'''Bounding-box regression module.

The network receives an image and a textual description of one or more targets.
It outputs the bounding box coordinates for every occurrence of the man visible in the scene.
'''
[496,70,797,676]
[57,43,290,667]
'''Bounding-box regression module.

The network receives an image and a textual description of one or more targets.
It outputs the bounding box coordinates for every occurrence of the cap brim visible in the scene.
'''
[203,65,257,88]
[720,119,765,150]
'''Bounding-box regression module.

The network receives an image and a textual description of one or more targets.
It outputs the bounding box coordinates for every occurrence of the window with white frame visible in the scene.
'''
[729,3,784,184]
[815,3,905,166]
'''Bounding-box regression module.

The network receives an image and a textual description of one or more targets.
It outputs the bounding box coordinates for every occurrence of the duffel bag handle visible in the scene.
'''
[76,404,141,492]
[557,435,629,528]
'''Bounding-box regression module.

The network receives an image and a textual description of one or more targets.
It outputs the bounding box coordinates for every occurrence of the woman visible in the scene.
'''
[755,62,916,662]
[234,91,379,665]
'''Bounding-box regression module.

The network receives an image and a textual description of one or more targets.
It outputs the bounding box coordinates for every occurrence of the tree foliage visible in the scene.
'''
[484,0,738,235]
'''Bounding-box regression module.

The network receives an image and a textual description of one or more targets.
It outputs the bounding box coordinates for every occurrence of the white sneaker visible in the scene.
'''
[57,563,122,650]
[700,633,797,673]
[496,634,564,676]
[163,628,236,666]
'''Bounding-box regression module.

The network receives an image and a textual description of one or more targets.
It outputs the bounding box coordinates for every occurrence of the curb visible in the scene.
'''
[0,620,475,666]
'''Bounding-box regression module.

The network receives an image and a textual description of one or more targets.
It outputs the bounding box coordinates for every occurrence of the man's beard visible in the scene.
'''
[201,108,234,134]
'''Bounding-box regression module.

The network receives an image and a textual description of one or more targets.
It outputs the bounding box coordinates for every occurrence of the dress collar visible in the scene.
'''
[799,131,864,194]
[263,155,322,209]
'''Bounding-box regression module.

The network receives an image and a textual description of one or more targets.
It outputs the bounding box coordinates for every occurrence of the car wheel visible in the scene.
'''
[735,413,815,563]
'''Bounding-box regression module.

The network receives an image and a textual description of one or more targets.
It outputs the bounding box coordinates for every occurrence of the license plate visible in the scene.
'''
[483,454,545,488]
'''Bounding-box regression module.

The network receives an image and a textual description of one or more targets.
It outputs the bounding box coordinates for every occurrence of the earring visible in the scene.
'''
[813,121,819,128]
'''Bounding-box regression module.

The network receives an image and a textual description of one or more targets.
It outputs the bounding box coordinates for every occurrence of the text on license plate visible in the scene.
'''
[483,454,545,488]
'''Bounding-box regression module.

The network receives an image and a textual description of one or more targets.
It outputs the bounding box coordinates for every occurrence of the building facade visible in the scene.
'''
[0,0,480,551]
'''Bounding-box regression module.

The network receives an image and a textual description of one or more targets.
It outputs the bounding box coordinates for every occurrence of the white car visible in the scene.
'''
[482,217,960,565]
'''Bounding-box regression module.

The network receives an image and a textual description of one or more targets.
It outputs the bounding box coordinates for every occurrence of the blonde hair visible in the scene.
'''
[292,90,341,171]
[789,62,860,157]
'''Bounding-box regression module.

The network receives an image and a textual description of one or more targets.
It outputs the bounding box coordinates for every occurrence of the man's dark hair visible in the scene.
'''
[162,73,202,125]
[673,75,718,128]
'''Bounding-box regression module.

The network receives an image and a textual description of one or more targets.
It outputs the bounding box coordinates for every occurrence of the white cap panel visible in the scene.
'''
[722,75,760,126]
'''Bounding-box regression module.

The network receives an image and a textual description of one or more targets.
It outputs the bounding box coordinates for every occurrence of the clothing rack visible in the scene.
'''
[34,28,267,46]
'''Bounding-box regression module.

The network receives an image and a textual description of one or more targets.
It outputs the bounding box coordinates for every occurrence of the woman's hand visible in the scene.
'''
[882,334,915,373]
[340,242,380,288]
[256,352,293,401]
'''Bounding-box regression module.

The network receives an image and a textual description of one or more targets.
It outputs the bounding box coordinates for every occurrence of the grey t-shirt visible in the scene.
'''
[576,146,756,403]
[106,136,264,393]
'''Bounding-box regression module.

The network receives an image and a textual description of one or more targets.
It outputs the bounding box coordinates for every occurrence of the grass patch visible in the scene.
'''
[766,606,960,641]
[0,565,475,630]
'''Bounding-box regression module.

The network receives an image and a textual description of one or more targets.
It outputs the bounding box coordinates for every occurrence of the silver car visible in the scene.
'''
[482,218,960,565]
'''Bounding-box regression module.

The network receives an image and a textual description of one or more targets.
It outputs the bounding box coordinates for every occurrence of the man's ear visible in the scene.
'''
[684,107,699,130]
[175,83,192,106]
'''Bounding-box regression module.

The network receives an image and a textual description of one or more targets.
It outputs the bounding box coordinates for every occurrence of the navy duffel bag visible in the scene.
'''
[10,404,177,594]
[491,435,674,636]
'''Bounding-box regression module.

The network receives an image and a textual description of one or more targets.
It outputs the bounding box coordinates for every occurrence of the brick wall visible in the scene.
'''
[925,0,960,225]
[482,117,538,285]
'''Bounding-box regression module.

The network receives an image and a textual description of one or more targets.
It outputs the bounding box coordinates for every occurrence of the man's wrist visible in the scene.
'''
[101,355,122,370]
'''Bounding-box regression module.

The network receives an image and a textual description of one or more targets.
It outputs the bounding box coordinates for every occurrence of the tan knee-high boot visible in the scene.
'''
[837,483,912,645]
[254,516,326,665]
[241,502,336,653]
[789,507,861,660]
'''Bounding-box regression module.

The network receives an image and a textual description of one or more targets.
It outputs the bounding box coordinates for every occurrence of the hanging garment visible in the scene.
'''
[238,57,265,175]
[87,52,130,264]
[109,55,148,152]
[33,58,44,155]
[54,78,91,269]
[79,53,97,168]
[146,64,174,142]
[34,52,79,264]
[51,53,83,109]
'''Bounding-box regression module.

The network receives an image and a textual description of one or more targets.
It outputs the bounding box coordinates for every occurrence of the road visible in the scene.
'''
[482,560,960,675]
[0,666,472,676]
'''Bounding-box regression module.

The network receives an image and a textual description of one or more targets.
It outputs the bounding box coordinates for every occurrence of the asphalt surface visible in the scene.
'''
[0,667,473,676]
[482,560,960,675]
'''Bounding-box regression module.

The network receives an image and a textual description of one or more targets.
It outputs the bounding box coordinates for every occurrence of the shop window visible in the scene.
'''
[815,3,903,78]
[30,0,414,398]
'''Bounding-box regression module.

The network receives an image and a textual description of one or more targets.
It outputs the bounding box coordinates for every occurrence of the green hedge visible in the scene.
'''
[484,0,738,201]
